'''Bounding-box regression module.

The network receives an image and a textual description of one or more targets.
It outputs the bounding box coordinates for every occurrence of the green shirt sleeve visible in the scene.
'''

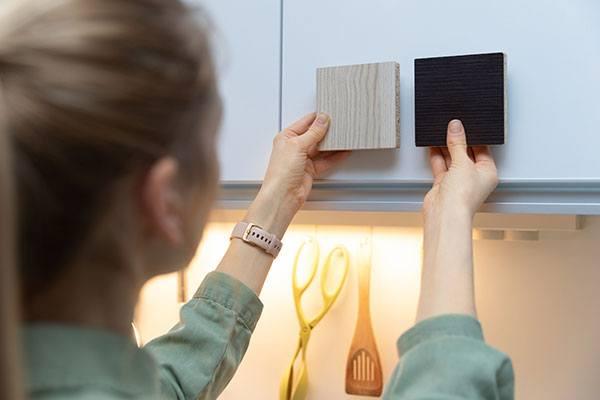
[144,271,263,400]
[384,314,514,400]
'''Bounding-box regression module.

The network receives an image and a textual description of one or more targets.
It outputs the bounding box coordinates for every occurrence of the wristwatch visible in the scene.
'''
[230,221,283,258]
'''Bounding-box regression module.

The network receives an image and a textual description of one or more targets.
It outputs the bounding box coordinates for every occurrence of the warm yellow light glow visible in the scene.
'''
[135,222,423,399]
[133,216,600,400]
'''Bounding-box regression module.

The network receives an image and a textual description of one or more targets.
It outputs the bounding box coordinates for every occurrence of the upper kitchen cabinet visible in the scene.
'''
[193,0,281,181]
[274,0,600,214]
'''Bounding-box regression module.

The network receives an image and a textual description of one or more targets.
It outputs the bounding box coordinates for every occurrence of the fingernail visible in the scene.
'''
[449,119,463,133]
[316,113,329,125]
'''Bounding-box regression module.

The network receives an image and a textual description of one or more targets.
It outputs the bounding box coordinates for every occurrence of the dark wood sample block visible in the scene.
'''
[414,52,506,147]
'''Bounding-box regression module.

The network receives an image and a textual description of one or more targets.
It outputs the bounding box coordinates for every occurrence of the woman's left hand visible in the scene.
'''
[245,113,350,237]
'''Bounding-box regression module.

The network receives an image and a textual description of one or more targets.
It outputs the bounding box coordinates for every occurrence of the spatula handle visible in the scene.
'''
[357,238,372,321]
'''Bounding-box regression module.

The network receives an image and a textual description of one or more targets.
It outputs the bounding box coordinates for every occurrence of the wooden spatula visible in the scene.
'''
[345,237,383,396]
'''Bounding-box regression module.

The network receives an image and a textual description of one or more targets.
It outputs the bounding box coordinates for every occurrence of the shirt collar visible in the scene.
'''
[23,324,159,398]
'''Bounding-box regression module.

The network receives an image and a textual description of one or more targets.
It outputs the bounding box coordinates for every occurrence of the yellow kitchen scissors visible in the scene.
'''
[280,237,350,400]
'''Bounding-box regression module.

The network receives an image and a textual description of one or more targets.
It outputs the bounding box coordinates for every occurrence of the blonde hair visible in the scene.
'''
[0,0,218,296]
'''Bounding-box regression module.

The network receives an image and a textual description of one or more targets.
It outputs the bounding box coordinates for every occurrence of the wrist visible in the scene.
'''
[423,207,473,254]
[424,204,473,229]
[244,187,295,238]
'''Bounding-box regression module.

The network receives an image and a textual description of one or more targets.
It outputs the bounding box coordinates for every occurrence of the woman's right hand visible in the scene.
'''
[417,119,499,322]
[423,119,499,220]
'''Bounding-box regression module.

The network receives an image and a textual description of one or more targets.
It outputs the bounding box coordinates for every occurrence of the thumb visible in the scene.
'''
[296,113,330,149]
[446,119,469,161]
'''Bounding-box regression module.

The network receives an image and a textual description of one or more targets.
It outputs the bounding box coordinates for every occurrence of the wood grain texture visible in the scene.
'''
[317,62,400,151]
[415,52,506,147]
[345,238,382,397]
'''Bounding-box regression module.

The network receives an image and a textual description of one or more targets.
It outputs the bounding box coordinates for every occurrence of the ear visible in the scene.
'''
[140,157,184,245]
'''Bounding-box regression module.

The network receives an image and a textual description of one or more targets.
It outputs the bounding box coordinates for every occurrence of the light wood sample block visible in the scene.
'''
[316,62,400,151]
[414,52,506,147]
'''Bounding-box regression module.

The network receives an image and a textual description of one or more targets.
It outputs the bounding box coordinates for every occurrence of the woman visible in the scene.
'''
[0,0,513,399]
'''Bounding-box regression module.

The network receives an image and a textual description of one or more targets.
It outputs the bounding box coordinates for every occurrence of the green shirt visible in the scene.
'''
[24,272,514,399]
[384,315,514,399]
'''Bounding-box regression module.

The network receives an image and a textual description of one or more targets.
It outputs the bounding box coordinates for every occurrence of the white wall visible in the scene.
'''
[135,216,600,399]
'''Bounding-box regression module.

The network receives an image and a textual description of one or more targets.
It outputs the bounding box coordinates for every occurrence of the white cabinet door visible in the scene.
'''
[194,0,281,182]
[282,0,600,183]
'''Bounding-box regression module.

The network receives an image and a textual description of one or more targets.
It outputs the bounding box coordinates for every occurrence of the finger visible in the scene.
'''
[440,147,451,169]
[315,150,341,158]
[296,113,330,148]
[313,151,351,176]
[283,112,317,137]
[429,147,447,180]
[446,119,469,161]
[467,147,476,162]
[307,143,319,158]
[472,146,496,165]
[312,150,350,163]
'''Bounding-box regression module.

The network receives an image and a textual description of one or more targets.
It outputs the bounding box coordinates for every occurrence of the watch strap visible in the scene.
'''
[230,221,283,258]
